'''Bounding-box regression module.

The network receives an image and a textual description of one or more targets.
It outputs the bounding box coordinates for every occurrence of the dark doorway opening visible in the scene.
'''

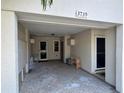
[96,38,105,68]
[95,37,105,80]
[60,41,64,61]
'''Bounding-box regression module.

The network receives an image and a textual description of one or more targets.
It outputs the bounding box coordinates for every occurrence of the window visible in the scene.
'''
[40,42,46,50]
[54,41,59,52]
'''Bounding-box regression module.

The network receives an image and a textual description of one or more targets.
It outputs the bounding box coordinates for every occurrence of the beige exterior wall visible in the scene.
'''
[18,23,30,73]
[105,28,116,86]
[91,28,116,86]
[1,10,19,93]
[31,36,61,60]
[64,35,71,63]
[71,30,92,72]
[71,28,116,86]
[116,25,123,92]
[18,23,30,90]
[1,0,122,23]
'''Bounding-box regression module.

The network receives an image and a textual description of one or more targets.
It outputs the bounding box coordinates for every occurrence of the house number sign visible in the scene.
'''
[75,10,88,19]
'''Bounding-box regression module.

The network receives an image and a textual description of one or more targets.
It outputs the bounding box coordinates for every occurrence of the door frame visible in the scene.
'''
[94,36,106,71]
[39,41,48,61]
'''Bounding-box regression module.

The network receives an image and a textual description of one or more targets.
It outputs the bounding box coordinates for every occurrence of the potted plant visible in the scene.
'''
[41,0,53,10]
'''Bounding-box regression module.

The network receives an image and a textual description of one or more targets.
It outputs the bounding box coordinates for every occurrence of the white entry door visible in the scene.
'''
[39,41,48,61]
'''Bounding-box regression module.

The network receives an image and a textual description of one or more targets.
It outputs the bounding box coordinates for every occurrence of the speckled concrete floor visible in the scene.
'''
[20,61,117,93]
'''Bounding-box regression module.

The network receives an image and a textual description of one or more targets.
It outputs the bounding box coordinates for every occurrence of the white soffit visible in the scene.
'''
[16,12,116,36]
[20,21,88,36]
[16,12,116,28]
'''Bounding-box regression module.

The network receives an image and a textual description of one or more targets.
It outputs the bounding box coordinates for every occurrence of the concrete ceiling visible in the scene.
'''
[21,21,88,36]
[17,12,116,36]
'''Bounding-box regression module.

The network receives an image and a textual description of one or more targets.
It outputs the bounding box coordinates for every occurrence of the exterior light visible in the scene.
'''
[70,39,75,46]
[30,39,35,44]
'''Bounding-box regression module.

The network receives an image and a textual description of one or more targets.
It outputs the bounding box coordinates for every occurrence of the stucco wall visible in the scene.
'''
[64,35,71,63]
[31,36,61,60]
[18,23,30,90]
[71,28,116,86]
[2,10,19,93]
[116,25,123,92]
[91,28,116,86]
[105,28,116,86]
[18,23,29,73]
[71,30,92,72]
[2,0,123,24]
[18,23,26,73]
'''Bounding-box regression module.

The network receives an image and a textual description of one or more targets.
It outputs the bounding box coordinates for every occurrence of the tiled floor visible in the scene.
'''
[20,61,117,93]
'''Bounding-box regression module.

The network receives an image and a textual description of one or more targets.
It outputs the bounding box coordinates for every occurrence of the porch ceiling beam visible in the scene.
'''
[16,12,117,29]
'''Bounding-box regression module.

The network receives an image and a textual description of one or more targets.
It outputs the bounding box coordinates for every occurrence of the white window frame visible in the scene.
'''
[39,41,48,61]
[94,36,106,71]
[53,40,60,53]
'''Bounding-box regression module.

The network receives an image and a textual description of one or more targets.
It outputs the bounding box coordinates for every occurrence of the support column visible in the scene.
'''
[25,28,29,73]
[21,69,24,82]
[1,11,19,93]
[64,35,70,63]
[116,25,123,93]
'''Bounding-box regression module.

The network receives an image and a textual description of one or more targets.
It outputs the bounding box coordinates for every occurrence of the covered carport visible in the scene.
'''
[2,11,123,93]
